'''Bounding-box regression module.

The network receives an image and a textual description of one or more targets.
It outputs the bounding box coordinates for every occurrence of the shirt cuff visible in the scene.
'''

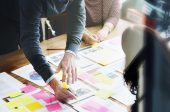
[104,22,114,33]
[65,50,77,57]
[46,73,56,84]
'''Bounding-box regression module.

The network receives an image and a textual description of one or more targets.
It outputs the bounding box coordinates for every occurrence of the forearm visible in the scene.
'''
[66,0,86,54]
[105,0,120,29]
[20,0,55,82]
[20,31,55,82]
[102,22,114,34]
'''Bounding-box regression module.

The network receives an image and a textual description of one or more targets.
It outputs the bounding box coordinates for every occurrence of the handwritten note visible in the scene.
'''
[46,102,62,111]
[26,102,43,111]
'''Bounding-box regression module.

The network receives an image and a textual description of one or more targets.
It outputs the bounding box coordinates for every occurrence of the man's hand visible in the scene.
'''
[49,77,76,102]
[57,52,77,84]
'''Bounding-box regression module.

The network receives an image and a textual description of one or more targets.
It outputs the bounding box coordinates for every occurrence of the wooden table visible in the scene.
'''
[0,19,133,111]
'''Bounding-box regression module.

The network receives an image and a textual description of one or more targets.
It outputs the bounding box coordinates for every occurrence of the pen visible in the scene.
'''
[47,46,91,51]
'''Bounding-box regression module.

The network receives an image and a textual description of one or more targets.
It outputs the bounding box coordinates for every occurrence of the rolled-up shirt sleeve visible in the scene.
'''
[20,0,54,82]
[65,0,86,54]
[105,0,120,27]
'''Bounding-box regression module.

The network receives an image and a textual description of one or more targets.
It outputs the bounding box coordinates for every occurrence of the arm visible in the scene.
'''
[104,0,120,31]
[20,0,54,82]
[66,0,86,53]
[95,0,120,41]
[20,0,76,102]
[57,0,86,83]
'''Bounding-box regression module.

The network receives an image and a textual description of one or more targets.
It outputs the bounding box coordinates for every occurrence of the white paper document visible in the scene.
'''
[78,66,123,90]
[12,64,47,87]
[79,42,125,66]
[47,52,101,72]
[73,96,128,112]
[0,72,24,98]
[67,81,95,104]
[112,85,136,106]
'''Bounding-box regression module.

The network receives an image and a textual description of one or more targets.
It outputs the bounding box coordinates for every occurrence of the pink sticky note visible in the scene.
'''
[46,102,62,111]
[81,101,109,112]
[21,85,37,93]
[32,91,57,103]
[32,90,48,99]
[78,73,96,84]
[43,94,57,103]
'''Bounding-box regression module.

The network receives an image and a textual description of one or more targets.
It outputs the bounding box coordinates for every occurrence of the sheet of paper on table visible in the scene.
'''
[104,36,123,51]
[79,41,125,66]
[47,51,102,72]
[111,85,136,106]
[0,83,76,112]
[11,64,49,87]
[94,65,135,105]
[108,59,126,73]
[78,66,123,91]
[0,72,24,98]
[103,37,127,72]
[73,96,128,112]
[68,80,95,104]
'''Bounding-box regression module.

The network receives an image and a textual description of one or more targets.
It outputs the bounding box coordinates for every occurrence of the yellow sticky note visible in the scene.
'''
[26,102,43,111]
[98,59,110,65]
[8,91,23,98]
[91,43,99,47]
[93,74,113,84]
[16,96,35,105]
[62,82,69,89]
[12,108,28,112]
[95,90,113,99]
[5,101,21,109]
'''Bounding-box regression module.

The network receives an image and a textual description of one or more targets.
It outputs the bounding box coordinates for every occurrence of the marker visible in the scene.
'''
[62,82,77,97]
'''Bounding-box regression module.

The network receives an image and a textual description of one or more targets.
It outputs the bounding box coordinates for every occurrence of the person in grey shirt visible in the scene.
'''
[20,0,86,102]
